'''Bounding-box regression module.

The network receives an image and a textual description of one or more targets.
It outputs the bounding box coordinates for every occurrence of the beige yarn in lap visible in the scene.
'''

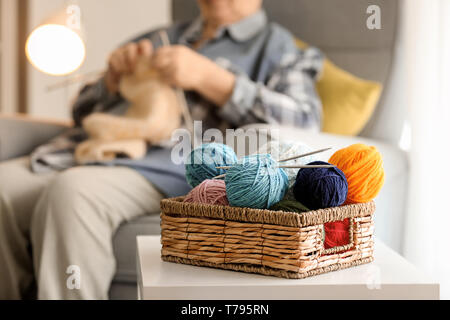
[75,56,182,164]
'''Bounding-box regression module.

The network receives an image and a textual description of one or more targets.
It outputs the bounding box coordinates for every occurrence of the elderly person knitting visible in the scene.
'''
[0,0,323,299]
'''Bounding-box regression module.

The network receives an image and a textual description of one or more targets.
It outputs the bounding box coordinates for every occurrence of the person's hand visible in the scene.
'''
[152,45,236,106]
[151,45,215,91]
[104,39,153,94]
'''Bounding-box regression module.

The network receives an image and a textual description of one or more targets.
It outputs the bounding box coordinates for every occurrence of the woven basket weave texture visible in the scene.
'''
[160,197,375,279]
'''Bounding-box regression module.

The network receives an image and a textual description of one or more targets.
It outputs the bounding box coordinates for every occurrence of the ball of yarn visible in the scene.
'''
[225,154,289,209]
[256,140,318,186]
[324,219,350,249]
[185,143,237,188]
[328,143,385,204]
[293,161,348,210]
[270,199,309,213]
[183,179,229,206]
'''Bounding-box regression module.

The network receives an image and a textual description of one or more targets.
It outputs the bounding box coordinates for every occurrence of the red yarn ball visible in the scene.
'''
[324,219,351,249]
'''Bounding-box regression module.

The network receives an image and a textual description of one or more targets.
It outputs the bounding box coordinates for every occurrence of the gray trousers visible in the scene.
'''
[0,157,163,299]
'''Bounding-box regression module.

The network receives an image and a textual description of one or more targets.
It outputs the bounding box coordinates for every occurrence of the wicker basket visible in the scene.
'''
[160,197,375,279]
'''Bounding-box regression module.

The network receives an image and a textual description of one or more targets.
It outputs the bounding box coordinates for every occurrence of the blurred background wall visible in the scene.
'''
[0,0,20,114]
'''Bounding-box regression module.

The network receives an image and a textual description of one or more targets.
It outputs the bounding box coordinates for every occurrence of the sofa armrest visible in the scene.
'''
[0,114,72,161]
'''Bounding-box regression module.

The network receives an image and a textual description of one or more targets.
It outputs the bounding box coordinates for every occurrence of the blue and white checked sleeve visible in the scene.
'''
[71,78,123,127]
[218,47,324,131]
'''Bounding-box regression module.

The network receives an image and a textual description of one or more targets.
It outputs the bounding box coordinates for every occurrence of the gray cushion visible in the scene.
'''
[0,118,68,161]
[112,214,161,283]
[109,281,137,300]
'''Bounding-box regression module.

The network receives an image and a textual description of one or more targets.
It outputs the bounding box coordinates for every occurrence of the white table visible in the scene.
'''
[137,236,439,300]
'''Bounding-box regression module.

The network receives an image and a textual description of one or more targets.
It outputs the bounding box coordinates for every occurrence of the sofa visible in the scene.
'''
[0,0,406,299]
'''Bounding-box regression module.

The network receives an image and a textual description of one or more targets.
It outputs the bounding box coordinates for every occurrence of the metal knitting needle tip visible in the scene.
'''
[277,164,336,169]
[216,164,336,170]
[277,147,332,163]
[159,30,194,147]
[159,30,171,46]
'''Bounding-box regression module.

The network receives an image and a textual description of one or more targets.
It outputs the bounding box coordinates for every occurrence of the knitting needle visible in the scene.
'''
[214,147,334,170]
[46,69,106,92]
[215,164,335,169]
[212,164,336,179]
[277,147,332,163]
[158,31,195,145]
[278,164,335,169]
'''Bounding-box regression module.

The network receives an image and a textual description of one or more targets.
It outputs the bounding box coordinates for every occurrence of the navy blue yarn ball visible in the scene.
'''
[293,161,348,210]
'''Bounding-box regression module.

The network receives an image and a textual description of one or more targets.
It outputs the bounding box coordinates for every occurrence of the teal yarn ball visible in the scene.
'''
[185,143,237,188]
[225,154,289,209]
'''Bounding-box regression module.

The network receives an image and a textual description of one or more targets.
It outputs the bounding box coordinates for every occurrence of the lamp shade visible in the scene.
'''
[25,5,86,76]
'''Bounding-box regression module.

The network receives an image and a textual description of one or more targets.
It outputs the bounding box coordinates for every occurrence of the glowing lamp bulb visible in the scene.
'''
[26,24,86,76]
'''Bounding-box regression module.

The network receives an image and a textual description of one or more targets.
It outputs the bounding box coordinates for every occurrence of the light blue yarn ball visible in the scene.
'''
[185,143,238,188]
[225,154,289,209]
[256,140,319,187]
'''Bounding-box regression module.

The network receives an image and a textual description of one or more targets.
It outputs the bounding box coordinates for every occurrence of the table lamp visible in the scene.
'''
[25,3,85,76]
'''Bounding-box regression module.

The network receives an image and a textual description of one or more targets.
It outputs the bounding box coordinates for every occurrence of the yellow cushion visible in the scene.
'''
[295,39,382,136]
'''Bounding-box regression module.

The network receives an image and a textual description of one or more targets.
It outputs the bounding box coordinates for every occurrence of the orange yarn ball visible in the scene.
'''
[329,144,385,204]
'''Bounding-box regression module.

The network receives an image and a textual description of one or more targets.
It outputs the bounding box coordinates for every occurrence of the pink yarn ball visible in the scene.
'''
[184,179,229,206]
